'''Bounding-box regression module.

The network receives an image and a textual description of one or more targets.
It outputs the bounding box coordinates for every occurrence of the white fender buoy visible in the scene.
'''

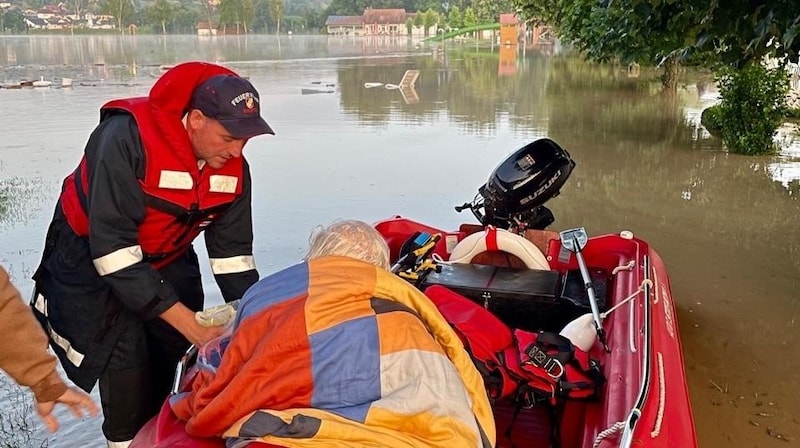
[559,313,597,352]
[448,226,550,270]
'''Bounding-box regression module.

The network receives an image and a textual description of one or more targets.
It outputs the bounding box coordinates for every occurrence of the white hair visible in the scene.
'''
[305,220,390,269]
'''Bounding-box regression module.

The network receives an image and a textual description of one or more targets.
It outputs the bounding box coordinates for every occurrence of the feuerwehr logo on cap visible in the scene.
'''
[231,92,259,113]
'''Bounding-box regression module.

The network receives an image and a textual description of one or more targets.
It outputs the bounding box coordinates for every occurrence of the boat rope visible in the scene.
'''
[629,300,637,353]
[612,259,635,275]
[650,352,666,438]
[592,420,626,448]
[600,279,652,319]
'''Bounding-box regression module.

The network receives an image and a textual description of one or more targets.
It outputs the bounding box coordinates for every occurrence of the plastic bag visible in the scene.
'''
[195,300,240,328]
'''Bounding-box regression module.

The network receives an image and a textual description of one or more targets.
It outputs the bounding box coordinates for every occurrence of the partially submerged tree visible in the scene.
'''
[100,0,134,30]
[515,0,800,154]
[267,0,284,34]
[148,0,174,34]
[515,0,706,90]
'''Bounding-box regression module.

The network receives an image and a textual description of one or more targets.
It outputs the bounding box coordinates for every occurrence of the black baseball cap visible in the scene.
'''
[190,74,275,138]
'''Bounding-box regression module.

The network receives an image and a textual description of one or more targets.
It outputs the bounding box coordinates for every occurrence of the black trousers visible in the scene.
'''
[99,248,204,442]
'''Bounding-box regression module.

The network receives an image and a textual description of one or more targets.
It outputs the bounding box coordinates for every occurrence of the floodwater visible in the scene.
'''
[0,34,798,447]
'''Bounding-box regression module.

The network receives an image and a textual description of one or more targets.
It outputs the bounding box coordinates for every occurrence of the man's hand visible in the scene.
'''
[35,387,98,433]
[160,301,225,346]
[183,320,226,347]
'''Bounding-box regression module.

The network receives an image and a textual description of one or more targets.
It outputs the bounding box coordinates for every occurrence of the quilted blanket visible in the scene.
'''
[170,256,495,447]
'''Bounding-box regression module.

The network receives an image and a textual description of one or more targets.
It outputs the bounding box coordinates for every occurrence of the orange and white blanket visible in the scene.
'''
[170,256,495,447]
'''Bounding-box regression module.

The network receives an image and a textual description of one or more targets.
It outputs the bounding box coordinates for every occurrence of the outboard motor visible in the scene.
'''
[456,138,575,230]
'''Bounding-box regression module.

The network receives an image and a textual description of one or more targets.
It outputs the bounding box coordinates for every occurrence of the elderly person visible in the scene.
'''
[170,220,496,448]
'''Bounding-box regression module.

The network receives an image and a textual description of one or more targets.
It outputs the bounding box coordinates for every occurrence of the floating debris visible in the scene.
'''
[766,427,794,442]
[709,379,728,394]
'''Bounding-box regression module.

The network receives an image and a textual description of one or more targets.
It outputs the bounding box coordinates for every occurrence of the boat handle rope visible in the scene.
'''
[593,420,626,448]
[600,279,653,320]
[612,260,635,274]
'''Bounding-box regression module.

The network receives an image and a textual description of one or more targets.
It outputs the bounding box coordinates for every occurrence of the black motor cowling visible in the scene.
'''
[458,138,575,230]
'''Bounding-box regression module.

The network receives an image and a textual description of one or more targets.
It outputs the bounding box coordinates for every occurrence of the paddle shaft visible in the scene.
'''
[571,237,606,343]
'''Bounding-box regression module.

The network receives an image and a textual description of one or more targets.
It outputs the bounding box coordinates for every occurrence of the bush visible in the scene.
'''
[700,104,724,138]
[715,63,790,155]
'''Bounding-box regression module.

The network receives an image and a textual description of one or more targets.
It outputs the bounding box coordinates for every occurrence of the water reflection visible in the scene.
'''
[0,35,798,447]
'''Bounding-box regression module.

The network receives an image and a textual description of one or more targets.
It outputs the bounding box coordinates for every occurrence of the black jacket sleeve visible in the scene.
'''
[204,160,259,302]
[84,114,180,319]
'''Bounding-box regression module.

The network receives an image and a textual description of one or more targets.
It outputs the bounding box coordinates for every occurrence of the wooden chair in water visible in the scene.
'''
[387,69,420,104]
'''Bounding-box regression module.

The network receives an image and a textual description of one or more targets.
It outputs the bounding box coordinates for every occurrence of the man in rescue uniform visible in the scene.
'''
[30,61,274,447]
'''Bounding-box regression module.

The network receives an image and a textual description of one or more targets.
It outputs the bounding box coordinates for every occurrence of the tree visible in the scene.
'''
[219,0,240,33]
[173,5,201,33]
[100,0,134,30]
[240,0,254,33]
[69,0,88,22]
[472,0,507,23]
[423,8,437,34]
[463,7,476,28]
[691,0,800,69]
[412,10,423,29]
[514,0,800,154]
[448,5,463,29]
[514,0,705,91]
[267,0,284,34]
[199,0,215,34]
[148,0,173,34]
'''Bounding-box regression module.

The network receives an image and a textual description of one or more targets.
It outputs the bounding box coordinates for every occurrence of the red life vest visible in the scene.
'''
[59,63,245,269]
[424,284,604,405]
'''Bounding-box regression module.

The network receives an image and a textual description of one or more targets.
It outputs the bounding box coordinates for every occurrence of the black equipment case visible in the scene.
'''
[421,263,609,332]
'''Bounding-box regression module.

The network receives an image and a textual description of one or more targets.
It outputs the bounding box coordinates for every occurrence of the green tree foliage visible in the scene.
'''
[691,1,800,69]
[412,10,423,27]
[240,0,255,32]
[715,64,790,154]
[218,0,240,31]
[100,0,134,29]
[471,0,503,23]
[514,0,704,90]
[422,8,437,31]
[268,0,284,34]
[462,7,476,27]
[1,9,27,33]
[69,0,89,19]
[447,5,463,29]
[173,5,202,33]
[147,0,174,34]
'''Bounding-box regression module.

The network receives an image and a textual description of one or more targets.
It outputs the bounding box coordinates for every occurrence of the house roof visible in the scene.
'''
[24,16,47,26]
[362,8,407,25]
[499,14,518,25]
[325,15,362,26]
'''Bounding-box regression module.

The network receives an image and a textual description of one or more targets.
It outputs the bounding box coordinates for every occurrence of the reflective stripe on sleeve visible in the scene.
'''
[209,255,256,274]
[93,245,143,276]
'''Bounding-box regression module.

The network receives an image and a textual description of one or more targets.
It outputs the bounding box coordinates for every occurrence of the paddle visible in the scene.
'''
[560,227,609,351]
